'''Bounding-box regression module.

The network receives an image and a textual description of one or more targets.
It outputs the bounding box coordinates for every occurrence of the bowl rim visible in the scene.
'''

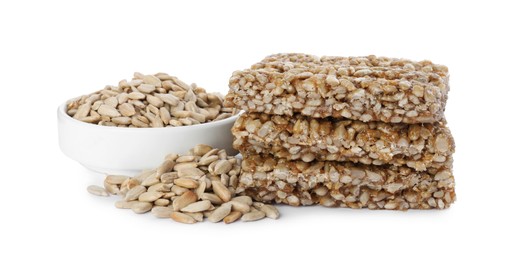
[58,102,242,132]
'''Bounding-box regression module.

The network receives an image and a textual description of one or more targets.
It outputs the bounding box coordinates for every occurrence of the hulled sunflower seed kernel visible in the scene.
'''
[151,206,174,218]
[87,185,109,197]
[186,212,204,222]
[174,178,199,189]
[212,180,232,202]
[193,144,213,156]
[259,204,280,219]
[170,212,196,224]
[131,201,153,214]
[232,196,253,206]
[105,175,129,185]
[103,181,120,195]
[228,201,251,214]
[154,199,170,206]
[241,211,266,222]
[180,200,212,213]
[124,185,147,201]
[138,191,164,202]
[223,211,242,224]
[201,193,223,205]
[208,203,232,223]
[115,200,134,209]
[172,191,198,211]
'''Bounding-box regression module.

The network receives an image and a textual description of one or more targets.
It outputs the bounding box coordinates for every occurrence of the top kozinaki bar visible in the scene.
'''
[225,53,449,123]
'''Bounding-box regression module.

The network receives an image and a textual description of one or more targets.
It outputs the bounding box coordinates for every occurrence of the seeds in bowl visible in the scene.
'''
[86,144,280,224]
[67,72,238,127]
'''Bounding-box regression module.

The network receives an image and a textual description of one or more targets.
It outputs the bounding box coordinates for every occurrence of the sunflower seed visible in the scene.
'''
[199,155,219,166]
[176,155,196,163]
[124,185,147,201]
[121,178,140,192]
[103,181,120,195]
[145,112,164,127]
[105,175,129,185]
[186,212,204,222]
[203,176,212,189]
[138,84,156,93]
[172,191,197,211]
[154,199,170,206]
[177,167,204,178]
[146,95,164,107]
[127,92,145,100]
[217,150,227,160]
[115,200,134,209]
[208,203,232,223]
[252,202,265,210]
[157,160,176,176]
[161,172,178,183]
[131,201,153,214]
[138,191,164,202]
[97,104,121,117]
[223,211,242,224]
[111,116,131,125]
[201,193,223,205]
[220,174,229,186]
[174,178,199,189]
[181,200,212,213]
[241,211,266,222]
[164,153,178,161]
[229,175,238,189]
[87,185,109,196]
[213,160,233,175]
[171,185,189,195]
[212,180,231,202]
[174,162,198,172]
[118,103,136,117]
[81,115,101,123]
[73,102,91,119]
[143,75,162,87]
[156,93,180,106]
[159,107,171,124]
[104,96,118,108]
[259,204,280,219]
[163,192,176,199]
[147,183,166,192]
[117,92,128,104]
[232,196,253,206]
[141,173,159,186]
[203,210,214,218]
[189,112,206,123]
[151,206,173,218]
[195,180,207,199]
[193,144,213,156]
[170,212,196,224]
[228,201,251,214]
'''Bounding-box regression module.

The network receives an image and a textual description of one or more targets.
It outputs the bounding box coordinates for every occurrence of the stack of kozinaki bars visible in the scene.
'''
[225,53,455,210]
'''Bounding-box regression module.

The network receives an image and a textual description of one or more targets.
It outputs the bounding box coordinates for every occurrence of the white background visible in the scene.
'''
[0,0,505,259]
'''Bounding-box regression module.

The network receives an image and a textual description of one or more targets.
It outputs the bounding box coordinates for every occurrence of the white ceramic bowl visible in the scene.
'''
[57,103,240,175]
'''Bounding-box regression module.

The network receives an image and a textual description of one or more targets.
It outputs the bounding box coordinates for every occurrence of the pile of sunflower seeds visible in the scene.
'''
[87,144,280,224]
[67,72,237,127]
